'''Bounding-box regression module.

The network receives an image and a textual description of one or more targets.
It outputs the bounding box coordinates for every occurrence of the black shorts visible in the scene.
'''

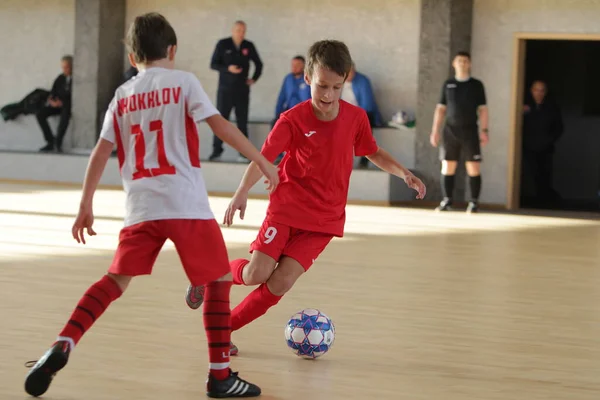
[439,125,482,162]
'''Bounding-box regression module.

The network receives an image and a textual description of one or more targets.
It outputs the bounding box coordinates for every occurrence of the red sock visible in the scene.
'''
[57,275,122,347]
[231,283,282,331]
[230,259,249,285]
[203,280,233,380]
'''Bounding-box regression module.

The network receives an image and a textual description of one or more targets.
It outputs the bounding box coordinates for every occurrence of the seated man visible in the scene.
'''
[341,63,383,167]
[272,55,311,162]
[273,55,311,123]
[37,55,73,153]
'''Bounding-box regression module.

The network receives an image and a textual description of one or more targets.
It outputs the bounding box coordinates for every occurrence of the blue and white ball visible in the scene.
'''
[284,308,335,359]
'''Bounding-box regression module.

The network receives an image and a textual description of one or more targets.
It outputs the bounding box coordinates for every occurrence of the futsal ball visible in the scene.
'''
[284,308,335,359]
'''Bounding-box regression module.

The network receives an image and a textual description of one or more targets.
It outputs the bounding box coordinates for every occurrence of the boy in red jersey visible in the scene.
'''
[24,13,277,398]
[185,40,425,355]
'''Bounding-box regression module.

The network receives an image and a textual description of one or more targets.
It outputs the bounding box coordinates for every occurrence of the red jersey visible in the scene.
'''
[261,100,378,237]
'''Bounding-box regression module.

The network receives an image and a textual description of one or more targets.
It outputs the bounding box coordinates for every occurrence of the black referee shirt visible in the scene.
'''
[210,38,263,90]
[439,77,486,127]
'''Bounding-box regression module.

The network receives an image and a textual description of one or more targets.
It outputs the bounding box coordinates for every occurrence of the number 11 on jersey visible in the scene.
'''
[130,119,176,180]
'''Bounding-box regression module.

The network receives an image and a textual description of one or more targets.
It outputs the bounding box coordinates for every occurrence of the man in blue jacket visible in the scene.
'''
[271,55,311,163]
[273,55,311,122]
[341,63,383,167]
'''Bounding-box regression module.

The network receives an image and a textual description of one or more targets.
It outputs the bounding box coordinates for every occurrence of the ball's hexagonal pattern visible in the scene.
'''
[284,308,335,359]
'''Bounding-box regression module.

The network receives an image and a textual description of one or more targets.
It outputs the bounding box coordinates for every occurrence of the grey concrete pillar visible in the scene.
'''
[71,0,126,149]
[415,0,473,203]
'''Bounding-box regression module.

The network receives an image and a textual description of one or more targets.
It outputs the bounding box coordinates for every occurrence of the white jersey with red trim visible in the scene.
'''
[100,67,219,227]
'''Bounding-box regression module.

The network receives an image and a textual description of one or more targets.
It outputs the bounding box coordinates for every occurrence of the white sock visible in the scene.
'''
[57,336,75,351]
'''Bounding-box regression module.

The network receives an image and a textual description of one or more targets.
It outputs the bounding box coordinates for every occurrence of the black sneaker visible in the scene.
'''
[435,198,453,212]
[466,201,479,213]
[24,341,70,397]
[207,370,261,398]
[185,284,205,310]
[209,152,222,162]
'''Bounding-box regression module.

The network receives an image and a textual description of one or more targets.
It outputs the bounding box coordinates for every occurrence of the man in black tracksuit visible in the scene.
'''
[521,80,563,208]
[209,20,263,161]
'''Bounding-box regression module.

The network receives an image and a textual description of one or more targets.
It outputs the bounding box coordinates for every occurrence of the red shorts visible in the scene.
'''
[108,219,230,286]
[249,218,334,271]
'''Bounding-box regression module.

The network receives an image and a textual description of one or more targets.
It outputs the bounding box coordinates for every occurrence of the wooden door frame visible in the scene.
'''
[507,33,600,210]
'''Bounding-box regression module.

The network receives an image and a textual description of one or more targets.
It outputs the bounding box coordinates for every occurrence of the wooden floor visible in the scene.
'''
[2,183,600,399]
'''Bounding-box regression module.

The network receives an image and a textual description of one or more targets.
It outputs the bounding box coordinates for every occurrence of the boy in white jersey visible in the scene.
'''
[24,13,277,398]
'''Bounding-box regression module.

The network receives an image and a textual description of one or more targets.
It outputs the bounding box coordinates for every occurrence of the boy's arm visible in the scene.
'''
[205,115,279,191]
[79,138,114,208]
[366,147,426,199]
[234,117,292,194]
[72,137,113,243]
[222,120,292,226]
[187,76,279,190]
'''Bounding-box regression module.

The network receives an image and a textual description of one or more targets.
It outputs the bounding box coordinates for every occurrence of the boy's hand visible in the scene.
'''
[223,190,249,227]
[72,205,96,244]
[404,174,426,199]
[257,161,280,193]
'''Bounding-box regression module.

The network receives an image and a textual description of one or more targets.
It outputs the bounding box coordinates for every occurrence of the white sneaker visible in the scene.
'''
[236,156,250,163]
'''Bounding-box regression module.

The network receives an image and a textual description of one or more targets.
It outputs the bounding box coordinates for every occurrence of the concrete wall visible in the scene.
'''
[0,151,404,203]
[471,0,600,204]
[125,0,421,123]
[0,0,75,150]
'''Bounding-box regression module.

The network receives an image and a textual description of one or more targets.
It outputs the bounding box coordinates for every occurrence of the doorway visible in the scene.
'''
[507,33,600,212]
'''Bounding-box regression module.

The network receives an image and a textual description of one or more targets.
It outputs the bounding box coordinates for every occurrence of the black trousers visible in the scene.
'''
[36,106,71,148]
[520,149,559,206]
[213,86,249,156]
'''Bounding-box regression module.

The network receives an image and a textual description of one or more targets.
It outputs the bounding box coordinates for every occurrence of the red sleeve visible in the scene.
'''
[354,111,378,156]
[261,116,293,162]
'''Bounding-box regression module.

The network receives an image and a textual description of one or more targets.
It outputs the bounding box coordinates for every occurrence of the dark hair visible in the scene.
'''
[125,13,177,64]
[305,40,352,79]
[234,20,246,26]
[292,55,305,63]
[455,51,471,59]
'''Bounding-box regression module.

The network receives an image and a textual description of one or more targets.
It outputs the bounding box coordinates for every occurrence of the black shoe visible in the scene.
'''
[467,201,479,213]
[24,341,70,397]
[209,152,222,162]
[206,370,261,398]
[39,144,54,153]
[435,198,453,212]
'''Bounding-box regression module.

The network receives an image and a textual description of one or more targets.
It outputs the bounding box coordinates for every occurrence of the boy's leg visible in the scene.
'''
[185,218,286,309]
[169,219,261,397]
[232,219,287,286]
[230,231,333,332]
[24,221,165,397]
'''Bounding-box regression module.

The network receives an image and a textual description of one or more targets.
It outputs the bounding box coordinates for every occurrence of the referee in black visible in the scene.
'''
[209,20,263,162]
[430,51,489,213]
